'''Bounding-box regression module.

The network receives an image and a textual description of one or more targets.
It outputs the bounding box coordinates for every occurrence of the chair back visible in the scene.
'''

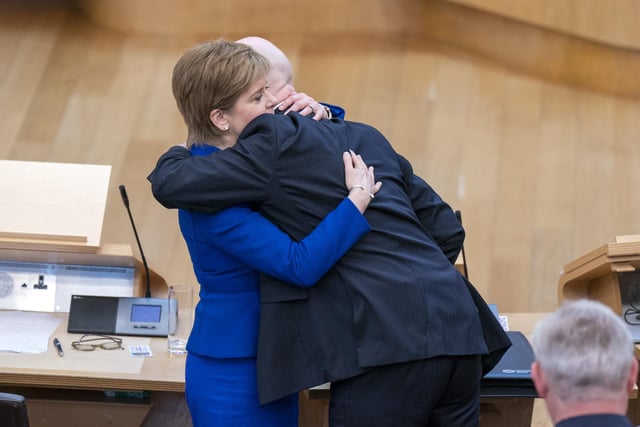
[0,392,30,427]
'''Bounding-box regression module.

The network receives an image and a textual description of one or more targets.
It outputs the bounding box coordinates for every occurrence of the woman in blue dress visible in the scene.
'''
[168,40,381,426]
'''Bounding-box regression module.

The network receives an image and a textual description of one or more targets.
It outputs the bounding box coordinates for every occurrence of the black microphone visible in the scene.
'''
[454,210,469,280]
[119,184,151,298]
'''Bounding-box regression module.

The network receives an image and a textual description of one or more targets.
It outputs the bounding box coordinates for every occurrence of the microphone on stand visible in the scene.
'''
[119,184,151,298]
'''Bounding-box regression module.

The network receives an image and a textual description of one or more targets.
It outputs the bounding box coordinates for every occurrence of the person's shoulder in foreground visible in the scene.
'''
[531,298,637,427]
[556,413,634,427]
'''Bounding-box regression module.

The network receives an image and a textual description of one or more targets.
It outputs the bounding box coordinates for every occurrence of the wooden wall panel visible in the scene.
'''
[450,0,640,50]
[72,0,424,37]
[68,0,640,97]
[420,0,640,98]
[2,0,640,315]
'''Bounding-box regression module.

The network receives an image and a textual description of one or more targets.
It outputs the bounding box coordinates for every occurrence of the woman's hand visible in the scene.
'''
[275,91,330,121]
[343,150,382,213]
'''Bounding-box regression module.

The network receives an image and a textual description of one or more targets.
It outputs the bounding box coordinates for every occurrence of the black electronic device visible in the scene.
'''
[67,294,174,336]
[480,331,537,397]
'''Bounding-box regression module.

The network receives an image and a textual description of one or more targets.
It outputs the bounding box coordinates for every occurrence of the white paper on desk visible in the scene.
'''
[0,311,61,353]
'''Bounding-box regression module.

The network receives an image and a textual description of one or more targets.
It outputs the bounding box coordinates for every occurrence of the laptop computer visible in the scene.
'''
[480,330,537,397]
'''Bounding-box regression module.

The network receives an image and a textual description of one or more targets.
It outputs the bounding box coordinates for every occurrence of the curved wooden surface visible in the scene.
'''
[449,0,640,50]
[73,0,640,52]
[420,0,640,98]
[72,0,424,36]
[557,240,640,315]
[70,0,640,98]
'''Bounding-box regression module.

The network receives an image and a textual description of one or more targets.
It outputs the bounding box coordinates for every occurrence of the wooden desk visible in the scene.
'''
[8,311,637,427]
[0,312,190,427]
[0,312,547,427]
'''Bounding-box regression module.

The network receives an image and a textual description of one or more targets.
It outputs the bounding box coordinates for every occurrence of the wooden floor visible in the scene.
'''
[2,3,640,426]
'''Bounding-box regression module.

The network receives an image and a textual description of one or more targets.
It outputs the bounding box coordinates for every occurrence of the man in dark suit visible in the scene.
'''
[149,110,510,426]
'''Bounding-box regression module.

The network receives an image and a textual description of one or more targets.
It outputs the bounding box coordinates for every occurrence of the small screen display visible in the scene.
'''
[130,304,162,323]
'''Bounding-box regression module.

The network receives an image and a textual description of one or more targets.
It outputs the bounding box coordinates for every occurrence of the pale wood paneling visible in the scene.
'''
[450,0,640,50]
[4,0,640,312]
[68,0,640,97]
[5,0,640,311]
[72,0,424,37]
[74,0,640,52]
[420,0,640,98]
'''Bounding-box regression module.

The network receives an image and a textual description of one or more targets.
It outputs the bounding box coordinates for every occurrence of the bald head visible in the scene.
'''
[236,37,295,106]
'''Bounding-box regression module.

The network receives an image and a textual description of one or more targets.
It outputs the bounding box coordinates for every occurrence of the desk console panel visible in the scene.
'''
[68,294,173,337]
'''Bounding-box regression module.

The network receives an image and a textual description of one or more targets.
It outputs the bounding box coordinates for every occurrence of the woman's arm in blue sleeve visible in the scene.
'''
[320,102,345,120]
[188,198,369,287]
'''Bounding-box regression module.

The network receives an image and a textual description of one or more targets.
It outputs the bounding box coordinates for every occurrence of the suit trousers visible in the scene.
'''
[328,355,482,427]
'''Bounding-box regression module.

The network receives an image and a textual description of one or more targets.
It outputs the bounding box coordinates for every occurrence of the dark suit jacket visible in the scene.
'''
[149,113,510,404]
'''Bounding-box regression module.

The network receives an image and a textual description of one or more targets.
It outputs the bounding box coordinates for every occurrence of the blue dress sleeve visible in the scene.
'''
[320,102,345,120]
[183,198,369,287]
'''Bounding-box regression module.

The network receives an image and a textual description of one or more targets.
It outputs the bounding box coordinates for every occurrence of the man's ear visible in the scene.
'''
[210,109,229,131]
[531,361,548,398]
[627,358,639,392]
